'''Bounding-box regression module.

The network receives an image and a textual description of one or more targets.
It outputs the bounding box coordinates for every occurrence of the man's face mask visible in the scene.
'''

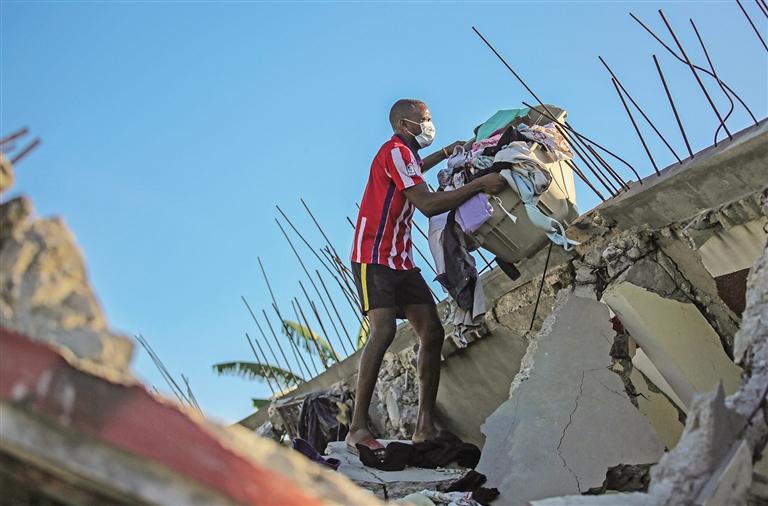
[404,118,436,148]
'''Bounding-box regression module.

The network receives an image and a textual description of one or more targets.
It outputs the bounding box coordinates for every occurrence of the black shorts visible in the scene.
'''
[351,262,434,317]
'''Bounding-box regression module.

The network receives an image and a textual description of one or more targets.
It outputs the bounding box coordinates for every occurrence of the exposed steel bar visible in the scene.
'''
[10,138,41,165]
[316,270,356,352]
[599,56,682,163]
[243,295,302,385]
[630,11,758,125]
[245,332,277,395]
[611,78,660,175]
[658,10,732,140]
[0,127,28,146]
[652,55,694,159]
[736,0,768,51]
[689,19,737,145]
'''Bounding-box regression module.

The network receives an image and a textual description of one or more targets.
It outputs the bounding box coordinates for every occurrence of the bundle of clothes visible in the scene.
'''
[428,113,579,347]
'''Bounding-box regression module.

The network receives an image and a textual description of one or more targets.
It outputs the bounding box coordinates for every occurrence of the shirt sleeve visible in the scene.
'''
[386,145,425,190]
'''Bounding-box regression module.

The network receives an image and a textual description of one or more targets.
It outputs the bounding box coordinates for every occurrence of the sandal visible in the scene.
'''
[346,436,386,460]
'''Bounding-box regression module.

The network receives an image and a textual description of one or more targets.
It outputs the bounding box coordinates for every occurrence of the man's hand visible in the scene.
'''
[442,140,466,157]
[473,173,507,195]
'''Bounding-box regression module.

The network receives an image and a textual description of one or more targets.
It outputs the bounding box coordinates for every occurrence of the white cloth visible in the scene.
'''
[428,215,486,348]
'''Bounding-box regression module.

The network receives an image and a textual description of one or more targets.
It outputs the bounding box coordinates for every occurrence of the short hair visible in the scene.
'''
[389,99,425,130]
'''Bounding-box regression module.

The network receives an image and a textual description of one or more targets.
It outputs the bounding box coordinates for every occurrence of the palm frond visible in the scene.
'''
[281,320,338,363]
[212,361,303,387]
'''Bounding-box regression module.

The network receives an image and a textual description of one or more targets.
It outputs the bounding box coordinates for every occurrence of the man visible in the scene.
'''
[347,99,506,452]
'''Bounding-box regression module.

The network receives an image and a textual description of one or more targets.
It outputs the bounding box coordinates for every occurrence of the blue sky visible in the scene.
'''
[2,1,765,424]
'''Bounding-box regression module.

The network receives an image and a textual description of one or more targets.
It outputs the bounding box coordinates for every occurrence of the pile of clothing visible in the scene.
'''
[355,432,499,506]
[428,110,578,347]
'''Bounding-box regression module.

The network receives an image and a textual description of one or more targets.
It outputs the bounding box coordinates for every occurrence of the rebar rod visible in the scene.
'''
[135,334,189,405]
[557,124,619,195]
[0,127,28,146]
[630,12,759,126]
[321,251,364,322]
[586,145,631,191]
[736,0,768,51]
[658,10,733,140]
[310,298,342,360]
[529,243,553,331]
[560,129,621,196]
[245,332,276,395]
[689,19,737,145]
[251,315,297,389]
[756,0,768,18]
[565,159,607,201]
[523,100,643,183]
[10,138,41,165]
[264,308,311,380]
[567,126,622,192]
[301,198,343,260]
[248,331,281,389]
[275,205,341,280]
[321,246,360,304]
[276,218,354,329]
[286,301,321,376]
[299,280,344,359]
[599,56,682,163]
[611,78,660,175]
[472,25,640,182]
[316,270,356,351]
[242,295,301,385]
[294,298,330,370]
[652,55,694,160]
[257,255,293,337]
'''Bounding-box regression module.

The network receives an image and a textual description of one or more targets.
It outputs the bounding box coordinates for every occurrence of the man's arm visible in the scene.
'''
[403,173,507,218]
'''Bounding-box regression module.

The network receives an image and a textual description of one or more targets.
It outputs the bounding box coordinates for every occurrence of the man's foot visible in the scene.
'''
[345,427,384,455]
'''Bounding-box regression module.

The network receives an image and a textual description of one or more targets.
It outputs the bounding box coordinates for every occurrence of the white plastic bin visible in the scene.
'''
[469,105,579,264]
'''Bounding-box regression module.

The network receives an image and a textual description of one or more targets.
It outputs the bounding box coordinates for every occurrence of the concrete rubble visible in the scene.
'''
[476,290,666,503]
[0,159,133,373]
[0,156,383,505]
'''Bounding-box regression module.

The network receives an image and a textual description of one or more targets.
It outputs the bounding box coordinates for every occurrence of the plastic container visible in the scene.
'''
[469,105,579,264]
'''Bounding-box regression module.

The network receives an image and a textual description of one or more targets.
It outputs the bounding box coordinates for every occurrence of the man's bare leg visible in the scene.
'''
[345,307,397,449]
[404,303,444,443]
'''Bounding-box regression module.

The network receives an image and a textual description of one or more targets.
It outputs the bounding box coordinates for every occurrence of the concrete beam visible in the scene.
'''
[597,120,767,230]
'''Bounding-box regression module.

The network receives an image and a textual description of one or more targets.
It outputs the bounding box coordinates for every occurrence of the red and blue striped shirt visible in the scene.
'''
[351,135,424,270]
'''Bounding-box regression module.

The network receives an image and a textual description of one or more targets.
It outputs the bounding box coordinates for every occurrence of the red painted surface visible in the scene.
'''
[0,328,325,506]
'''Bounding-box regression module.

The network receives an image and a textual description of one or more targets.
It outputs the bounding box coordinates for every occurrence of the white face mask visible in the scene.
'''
[404,119,436,148]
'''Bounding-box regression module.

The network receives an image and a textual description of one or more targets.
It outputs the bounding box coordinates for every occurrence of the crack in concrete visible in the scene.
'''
[594,370,631,401]
[556,369,586,492]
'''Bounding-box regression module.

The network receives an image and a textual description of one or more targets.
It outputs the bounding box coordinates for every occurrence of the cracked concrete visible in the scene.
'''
[476,290,664,503]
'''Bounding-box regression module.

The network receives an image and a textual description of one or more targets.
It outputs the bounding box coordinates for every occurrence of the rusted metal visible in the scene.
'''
[630,11,758,126]
[10,138,41,165]
[652,55,695,159]
[689,19,736,145]
[611,78,660,175]
[658,10,732,141]
[599,56,682,163]
[736,0,768,51]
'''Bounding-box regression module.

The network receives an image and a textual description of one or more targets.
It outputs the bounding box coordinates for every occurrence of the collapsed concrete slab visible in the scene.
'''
[0,327,381,505]
[603,259,743,409]
[476,291,665,503]
[0,192,133,373]
[326,441,465,500]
